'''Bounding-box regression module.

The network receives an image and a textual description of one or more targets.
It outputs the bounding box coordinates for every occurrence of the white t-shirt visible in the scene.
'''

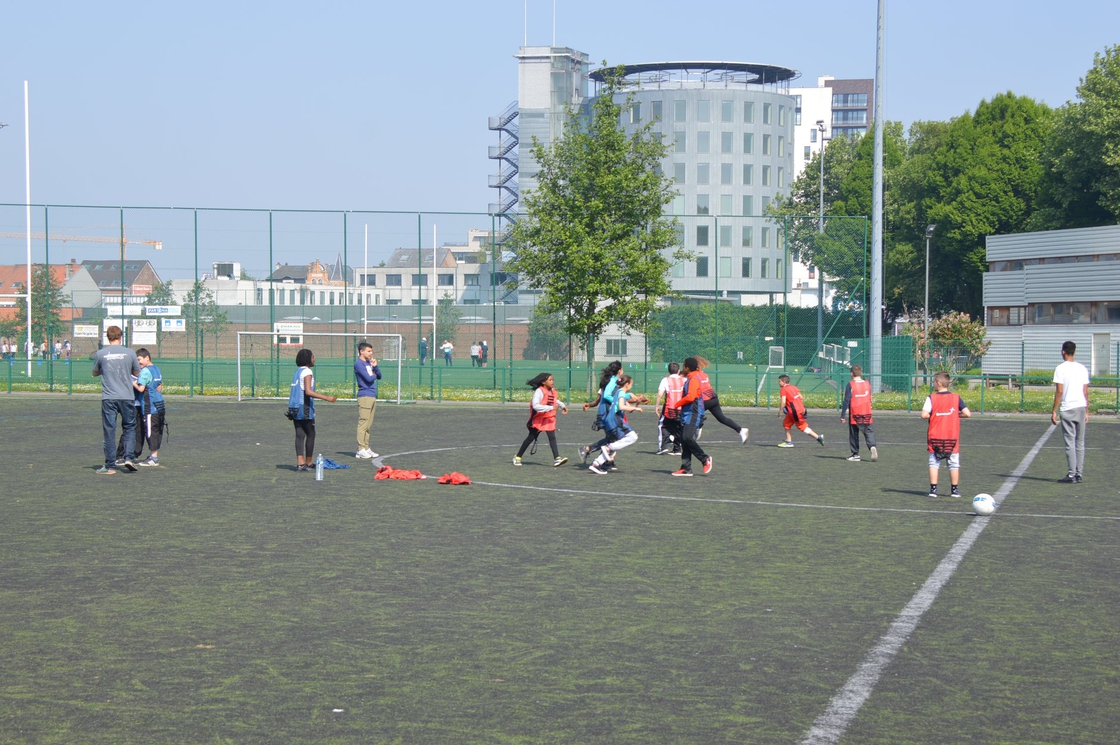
[1053,359,1089,410]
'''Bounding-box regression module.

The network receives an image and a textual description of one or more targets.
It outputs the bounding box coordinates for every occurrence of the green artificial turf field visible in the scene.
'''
[1,395,1117,744]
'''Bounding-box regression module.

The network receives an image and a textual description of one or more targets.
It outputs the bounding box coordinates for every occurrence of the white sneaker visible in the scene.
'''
[355,449,375,459]
[869,446,878,462]
[739,427,749,444]
[367,450,379,459]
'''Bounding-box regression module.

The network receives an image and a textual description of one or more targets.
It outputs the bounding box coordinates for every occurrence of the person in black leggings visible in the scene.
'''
[695,356,749,443]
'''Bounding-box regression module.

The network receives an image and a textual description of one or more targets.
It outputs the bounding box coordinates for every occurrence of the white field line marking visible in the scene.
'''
[376,441,1118,522]
[798,424,1057,745]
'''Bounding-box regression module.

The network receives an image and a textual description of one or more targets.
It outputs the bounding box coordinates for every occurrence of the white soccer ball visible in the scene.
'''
[972,493,996,516]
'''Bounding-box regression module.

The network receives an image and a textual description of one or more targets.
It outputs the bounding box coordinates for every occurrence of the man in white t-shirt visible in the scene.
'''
[1051,340,1089,484]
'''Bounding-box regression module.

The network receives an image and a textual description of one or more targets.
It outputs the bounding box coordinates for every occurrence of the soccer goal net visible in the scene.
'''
[236,331,404,404]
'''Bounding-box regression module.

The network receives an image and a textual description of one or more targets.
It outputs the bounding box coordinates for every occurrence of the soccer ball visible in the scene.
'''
[972,493,996,516]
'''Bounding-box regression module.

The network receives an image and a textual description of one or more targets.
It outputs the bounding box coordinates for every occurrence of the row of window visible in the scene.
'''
[672,162,785,188]
[693,225,783,249]
[261,288,494,307]
[989,253,1120,272]
[671,131,789,157]
[832,110,868,125]
[987,302,1120,326]
[679,194,772,216]
[832,93,868,108]
[673,257,784,279]
[627,99,788,127]
[353,273,484,288]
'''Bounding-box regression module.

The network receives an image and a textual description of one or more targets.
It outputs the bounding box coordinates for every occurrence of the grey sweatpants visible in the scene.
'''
[1059,407,1086,476]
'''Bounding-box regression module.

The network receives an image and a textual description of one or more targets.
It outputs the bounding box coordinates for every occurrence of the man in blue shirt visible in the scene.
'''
[354,341,382,459]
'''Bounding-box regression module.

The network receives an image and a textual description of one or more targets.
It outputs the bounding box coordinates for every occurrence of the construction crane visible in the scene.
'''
[0,230,162,259]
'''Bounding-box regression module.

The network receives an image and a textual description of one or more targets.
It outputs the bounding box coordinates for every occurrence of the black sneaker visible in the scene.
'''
[1074,474,1083,483]
[927,488,938,498]
[1058,473,1076,484]
[950,487,962,498]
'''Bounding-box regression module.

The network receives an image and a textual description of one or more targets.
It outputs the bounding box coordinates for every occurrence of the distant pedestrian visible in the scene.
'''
[441,339,454,366]
[470,341,481,367]
[92,325,140,474]
[480,340,488,367]
[419,337,428,366]
[840,364,877,462]
[1052,340,1089,484]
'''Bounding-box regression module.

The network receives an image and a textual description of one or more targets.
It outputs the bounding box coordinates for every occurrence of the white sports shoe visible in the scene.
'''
[355,449,375,459]
[739,427,749,444]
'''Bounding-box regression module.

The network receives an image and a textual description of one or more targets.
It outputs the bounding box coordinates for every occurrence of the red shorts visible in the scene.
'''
[783,413,808,432]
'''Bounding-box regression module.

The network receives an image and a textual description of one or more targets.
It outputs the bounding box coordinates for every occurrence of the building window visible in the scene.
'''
[387,298,401,306]
[674,163,686,184]
[832,93,868,107]
[761,258,769,278]
[628,102,641,123]
[778,136,785,157]
[762,165,771,186]
[777,259,784,279]
[744,101,754,123]
[763,103,772,124]
[386,274,402,286]
[652,100,663,121]
[762,227,771,248]
[778,105,786,126]
[696,194,710,215]
[720,194,732,215]
[794,111,801,126]
[742,164,753,185]
[742,195,754,216]
[810,128,818,143]
[674,131,686,153]
[805,145,812,161]
[741,257,752,277]
[778,167,785,188]
[320,291,326,305]
[697,256,709,277]
[720,163,733,185]
[412,274,427,286]
[697,163,710,185]
[698,99,711,122]
[761,196,771,211]
[719,225,732,248]
[674,99,687,122]
[742,227,753,247]
[465,275,480,286]
[696,226,709,247]
[762,134,771,155]
[671,261,685,277]
[606,338,628,357]
[697,131,710,153]
[256,288,263,305]
[363,273,377,286]
[438,273,455,286]
[987,306,1026,326]
[833,110,869,125]
[721,100,734,122]
[671,195,685,215]
[720,131,733,154]
[743,132,753,154]
[720,255,732,277]
[290,289,296,305]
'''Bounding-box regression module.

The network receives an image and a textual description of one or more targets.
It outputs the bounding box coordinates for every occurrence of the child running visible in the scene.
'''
[655,362,685,455]
[579,360,622,463]
[921,370,972,498]
[777,374,824,448]
[514,373,569,467]
[839,364,877,462]
[693,356,749,444]
[671,357,712,476]
[588,375,642,474]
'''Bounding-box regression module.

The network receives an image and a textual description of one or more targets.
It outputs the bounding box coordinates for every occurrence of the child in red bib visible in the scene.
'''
[920,371,972,498]
[840,364,877,462]
[778,374,824,448]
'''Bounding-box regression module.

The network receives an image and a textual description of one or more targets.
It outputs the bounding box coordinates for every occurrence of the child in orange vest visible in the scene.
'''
[921,371,972,498]
[514,373,569,467]
[778,374,824,448]
[840,364,877,462]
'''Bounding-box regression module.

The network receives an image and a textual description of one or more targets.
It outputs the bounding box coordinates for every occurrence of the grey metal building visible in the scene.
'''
[982,224,1120,375]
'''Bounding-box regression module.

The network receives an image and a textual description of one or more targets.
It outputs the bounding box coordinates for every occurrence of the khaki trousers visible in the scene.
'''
[357,397,377,450]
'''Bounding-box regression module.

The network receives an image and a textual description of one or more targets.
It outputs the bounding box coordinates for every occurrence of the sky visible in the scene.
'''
[0,0,1117,274]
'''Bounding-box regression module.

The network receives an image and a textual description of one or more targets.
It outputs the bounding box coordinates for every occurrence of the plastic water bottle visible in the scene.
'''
[315,453,324,481]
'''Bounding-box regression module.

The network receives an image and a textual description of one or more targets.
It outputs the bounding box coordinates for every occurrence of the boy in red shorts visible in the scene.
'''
[777,374,824,448]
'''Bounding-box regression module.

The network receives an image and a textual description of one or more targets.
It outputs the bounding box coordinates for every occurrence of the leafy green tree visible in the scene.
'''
[435,293,462,347]
[183,281,228,357]
[13,265,69,346]
[507,67,685,371]
[524,308,570,361]
[901,311,990,373]
[1036,45,1120,228]
[143,280,176,356]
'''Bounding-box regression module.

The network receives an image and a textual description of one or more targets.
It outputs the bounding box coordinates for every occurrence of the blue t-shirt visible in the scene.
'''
[354,359,381,398]
[138,364,164,414]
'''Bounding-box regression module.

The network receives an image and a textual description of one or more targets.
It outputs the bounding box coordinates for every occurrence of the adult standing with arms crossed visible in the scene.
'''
[1052,340,1089,484]
[92,325,140,474]
[354,341,382,459]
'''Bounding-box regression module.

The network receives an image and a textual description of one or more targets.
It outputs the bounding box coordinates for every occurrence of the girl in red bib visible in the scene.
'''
[514,373,569,467]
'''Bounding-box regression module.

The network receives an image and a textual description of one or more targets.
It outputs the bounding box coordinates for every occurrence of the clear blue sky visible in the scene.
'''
[0,1,1116,270]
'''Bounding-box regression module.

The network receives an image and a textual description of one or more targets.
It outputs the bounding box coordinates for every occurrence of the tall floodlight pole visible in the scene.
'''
[816,120,827,353]
[24,81,33,378]
[924,223,936,372]
[870,0,885,392]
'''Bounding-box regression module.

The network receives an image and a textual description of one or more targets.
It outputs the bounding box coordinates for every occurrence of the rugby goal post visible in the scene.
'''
[236,331,403,404]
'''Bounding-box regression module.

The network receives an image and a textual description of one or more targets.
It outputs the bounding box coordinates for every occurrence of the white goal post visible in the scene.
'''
[236,331,404,404]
